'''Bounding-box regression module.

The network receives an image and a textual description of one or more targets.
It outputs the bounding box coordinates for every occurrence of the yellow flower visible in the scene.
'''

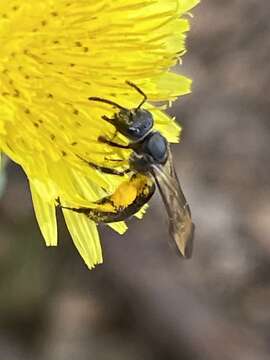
[0,0,199,268]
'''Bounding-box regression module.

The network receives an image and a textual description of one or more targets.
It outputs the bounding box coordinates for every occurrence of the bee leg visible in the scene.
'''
[103,156,129,168]
[101,116,129,144]
[102,115,117,128]
[77,155,131,176]
[104,157,126,163]
[98,135,131,149]
[108,128,118,142]
[60,204,89,215]
[56,198,90,215]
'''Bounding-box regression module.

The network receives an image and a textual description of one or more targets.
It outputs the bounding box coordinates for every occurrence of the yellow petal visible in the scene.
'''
[108,221,128,235]
[178,0,200,15]
[62,210,102,269]
[29,181,57,246]
[135,204,149,220]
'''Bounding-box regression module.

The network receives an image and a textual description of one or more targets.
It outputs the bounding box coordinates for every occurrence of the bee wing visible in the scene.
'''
[151,147,195,258]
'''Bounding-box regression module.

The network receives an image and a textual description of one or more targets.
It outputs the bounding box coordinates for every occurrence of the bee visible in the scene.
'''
[59,81,195,258]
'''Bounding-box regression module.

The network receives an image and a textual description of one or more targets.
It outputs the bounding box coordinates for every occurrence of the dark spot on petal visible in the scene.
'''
[50,134,55,140]
[71,142,77,146]
[14,89,20,97]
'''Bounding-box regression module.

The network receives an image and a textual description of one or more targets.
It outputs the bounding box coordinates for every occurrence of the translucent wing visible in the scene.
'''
[151,147,195,258]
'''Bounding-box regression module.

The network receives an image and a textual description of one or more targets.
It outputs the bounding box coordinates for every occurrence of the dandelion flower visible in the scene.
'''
[0,0,199,268]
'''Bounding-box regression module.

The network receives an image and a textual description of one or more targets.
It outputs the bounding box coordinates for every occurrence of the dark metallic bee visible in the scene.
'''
[59,81,195,258]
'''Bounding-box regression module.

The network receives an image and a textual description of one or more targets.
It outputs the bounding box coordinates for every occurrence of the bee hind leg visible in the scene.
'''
[56,198,89,215]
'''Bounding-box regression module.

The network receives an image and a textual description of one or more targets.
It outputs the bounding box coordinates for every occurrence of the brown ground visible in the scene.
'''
[0,1,270,359]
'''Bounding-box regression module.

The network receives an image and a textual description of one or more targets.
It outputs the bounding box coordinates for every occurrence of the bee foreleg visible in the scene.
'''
[98,135,131,149]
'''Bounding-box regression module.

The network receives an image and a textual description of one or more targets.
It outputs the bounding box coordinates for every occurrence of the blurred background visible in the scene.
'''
[1,1,270,359]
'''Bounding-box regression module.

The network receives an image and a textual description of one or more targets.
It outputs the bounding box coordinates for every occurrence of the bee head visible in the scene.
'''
[117,108,154,141]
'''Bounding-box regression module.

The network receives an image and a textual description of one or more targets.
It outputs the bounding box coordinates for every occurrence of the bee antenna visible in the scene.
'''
[88,97,127,111]
[126,80,147,109]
